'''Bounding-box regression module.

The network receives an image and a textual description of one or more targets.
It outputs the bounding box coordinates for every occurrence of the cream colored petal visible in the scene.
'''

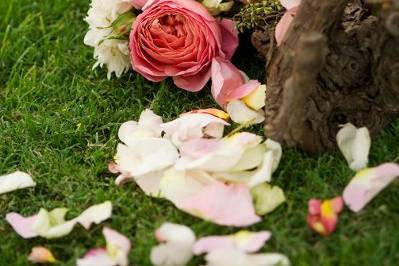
[75,201,112,229]
[227,100,265,125]
[336,123,371,171]
[151,223,196,266]
[242,84,266,110]
[0,171,36,194]
[251,184,286,215]
[135,170,164,197]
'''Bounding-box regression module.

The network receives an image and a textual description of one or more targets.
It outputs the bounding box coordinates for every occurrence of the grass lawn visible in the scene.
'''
[1,0,399,265]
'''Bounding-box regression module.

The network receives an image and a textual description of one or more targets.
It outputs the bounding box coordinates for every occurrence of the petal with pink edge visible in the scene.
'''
[28,246,56,264]
[343,163,399,212]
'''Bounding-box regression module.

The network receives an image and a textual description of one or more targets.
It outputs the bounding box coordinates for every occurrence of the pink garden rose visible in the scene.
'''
[129,0,239,91]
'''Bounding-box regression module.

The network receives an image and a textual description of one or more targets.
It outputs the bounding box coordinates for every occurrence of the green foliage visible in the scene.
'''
[234,0,283,32]
[1,0,399,265]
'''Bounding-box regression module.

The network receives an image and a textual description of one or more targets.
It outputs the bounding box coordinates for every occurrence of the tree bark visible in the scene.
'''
[252,0,399,153]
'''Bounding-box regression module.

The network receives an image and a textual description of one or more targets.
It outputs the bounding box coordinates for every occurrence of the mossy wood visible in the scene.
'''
[251,0,399,153]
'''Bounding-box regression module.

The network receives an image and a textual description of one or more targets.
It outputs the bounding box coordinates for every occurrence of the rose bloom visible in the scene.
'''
[129,0,238,91]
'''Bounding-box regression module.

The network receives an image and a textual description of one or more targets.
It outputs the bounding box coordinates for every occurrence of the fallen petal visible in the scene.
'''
[75,201,113,229]
[343,163,399,212]
[180,182,261,227]
[0,171,36,194]
[151,223,196,266]
[5,213,38,238]
[28,246,56,264]
[336,123,371,171]
[251,184,286,215]
[193,230,271,255]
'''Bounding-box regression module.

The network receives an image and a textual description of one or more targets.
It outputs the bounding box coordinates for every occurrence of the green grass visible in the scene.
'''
[1,0,399,265]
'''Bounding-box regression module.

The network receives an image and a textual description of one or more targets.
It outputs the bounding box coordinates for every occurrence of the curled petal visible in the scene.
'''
[307,197,343,236]
[343,163,399,212]
[161,112,229,147]
[0,171,36,194]
[226,100,265,125]
[242,84,267,110]
[336,123,371,171]
[74,201,113,229]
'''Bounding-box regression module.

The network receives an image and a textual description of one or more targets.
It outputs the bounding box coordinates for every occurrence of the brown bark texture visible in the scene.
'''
[252,0,399,153]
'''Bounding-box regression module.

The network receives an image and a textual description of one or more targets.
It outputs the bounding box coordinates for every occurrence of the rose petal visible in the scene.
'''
[193,231,271,255]
[219,18,239,60]
[242,84,267,110]
[28,246,56,264]
[343,163,399,212]
[280,0,301,9]
[175,132,262,172]
[161,112,229,147]
[226,100,265,125]
[75,201,113,229]
[205,248,290,266]
[251,184,286,215]
[77,248,115,266]
[336,123,371,171]
[0,171,36,194]
[275,7,298,46]
[151,223,196,266]
[5,213,38,238]
[211,57,245,106]
[180,182,261,226]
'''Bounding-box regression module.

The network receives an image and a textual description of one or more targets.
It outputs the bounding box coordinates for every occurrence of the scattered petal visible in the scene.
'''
[280,0,301,9]
[205,248,290,266]
[193,230,271,255]
[77,227,131,266]
[7,202,112,239]
[336,123,371,171]
[307,197,343,236]
[251,184,286,215]
[74,201,113,229]
[343,163,399,212]
[180,181,261,226]
[28,246,56,264]
[151,223,196,266]
[0,171,36,194]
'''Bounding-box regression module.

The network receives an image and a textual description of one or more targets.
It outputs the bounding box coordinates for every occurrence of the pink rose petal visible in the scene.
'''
[180,182,261,227]
[211,57,245,106]
[275,7,298,46]
[5,213,38,239]
[219,19,239,60]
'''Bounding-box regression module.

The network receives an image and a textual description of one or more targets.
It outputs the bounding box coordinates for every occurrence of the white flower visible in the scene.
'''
[150,223,196,266]
[84,0,133,79]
